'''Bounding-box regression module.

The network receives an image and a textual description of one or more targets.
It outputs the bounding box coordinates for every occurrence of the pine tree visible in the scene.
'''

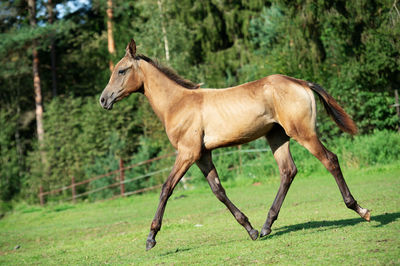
[47,0,57,97]
[107,0,116,71]
[27,0,45,150]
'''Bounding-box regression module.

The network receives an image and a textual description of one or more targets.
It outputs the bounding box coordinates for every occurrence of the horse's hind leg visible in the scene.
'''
[296,134,370,221]
[196,150,259,240]
[260,125,297,237]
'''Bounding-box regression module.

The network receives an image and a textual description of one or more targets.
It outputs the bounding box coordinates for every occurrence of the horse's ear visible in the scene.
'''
[126,39,136,58]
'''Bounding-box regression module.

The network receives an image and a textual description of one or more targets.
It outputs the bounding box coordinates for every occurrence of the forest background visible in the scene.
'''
[0,0,399,205]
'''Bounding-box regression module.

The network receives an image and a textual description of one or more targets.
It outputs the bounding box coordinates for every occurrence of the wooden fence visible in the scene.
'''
[38,148,270,206]
[38,152,175,205]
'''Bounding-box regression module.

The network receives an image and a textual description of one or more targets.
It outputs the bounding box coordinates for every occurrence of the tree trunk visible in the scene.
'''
[47,0,57,98]
[107,0,116,72]
[28,0,45,148]
[158,0,170,62]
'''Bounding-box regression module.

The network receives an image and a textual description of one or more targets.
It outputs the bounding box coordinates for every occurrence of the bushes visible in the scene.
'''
[332,130,400,167]
[84,133,125,202]
[22,95,144,202]
[20,94,172,202]
[0,109,22,201]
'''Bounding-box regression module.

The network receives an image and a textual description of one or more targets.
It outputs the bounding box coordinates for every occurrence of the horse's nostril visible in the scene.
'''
[101,97,105,103]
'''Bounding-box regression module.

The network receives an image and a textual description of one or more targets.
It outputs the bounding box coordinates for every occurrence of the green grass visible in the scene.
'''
[1,164,399,264]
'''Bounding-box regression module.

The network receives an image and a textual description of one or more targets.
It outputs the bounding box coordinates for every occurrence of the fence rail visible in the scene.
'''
[38,148,270,206]
[38,152,176,205]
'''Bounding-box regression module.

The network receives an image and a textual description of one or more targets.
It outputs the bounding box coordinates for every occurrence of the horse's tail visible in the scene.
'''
[307,82,357,135]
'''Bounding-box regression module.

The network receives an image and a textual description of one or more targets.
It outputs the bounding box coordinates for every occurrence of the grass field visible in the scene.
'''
[1,163,399,264]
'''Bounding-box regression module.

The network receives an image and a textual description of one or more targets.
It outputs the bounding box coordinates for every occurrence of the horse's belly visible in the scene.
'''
[203,116,274,149]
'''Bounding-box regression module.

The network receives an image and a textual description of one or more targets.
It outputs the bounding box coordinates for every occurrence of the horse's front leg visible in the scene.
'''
[196,151,259,241]
[146,152,196,250]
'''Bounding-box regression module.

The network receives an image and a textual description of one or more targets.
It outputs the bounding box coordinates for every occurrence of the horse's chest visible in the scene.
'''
[165,113,202,149]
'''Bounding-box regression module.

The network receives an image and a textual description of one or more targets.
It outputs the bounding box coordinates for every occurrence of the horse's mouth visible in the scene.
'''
[105,99,115,110]
[100,96,115,110]
[101,92,123,110]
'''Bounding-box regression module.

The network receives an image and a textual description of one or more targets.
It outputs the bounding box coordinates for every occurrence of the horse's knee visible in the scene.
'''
[160,183,171,199]
[160,182,177,201]
[281,165,297,186]
[212,186,227,202]
[324,151,341,172]
[215,191,225,202]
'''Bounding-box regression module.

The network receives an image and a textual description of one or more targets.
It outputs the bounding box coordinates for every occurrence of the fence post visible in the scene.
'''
[39,186,44,206]
[71,176,76,203]
[120,158,125,196]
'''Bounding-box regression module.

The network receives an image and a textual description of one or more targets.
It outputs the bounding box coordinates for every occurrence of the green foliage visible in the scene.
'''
[332,130,400,167]
[290,130,400,174]
[243,0,400,135]
[1,0,400,203]
[0,20,76,57]
[22,95,142,201]
[84,133,124,201]
[0,109,22,201]
[249,5,283,51]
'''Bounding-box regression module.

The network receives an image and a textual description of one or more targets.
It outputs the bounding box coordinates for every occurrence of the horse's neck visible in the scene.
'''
[140,61,186,125]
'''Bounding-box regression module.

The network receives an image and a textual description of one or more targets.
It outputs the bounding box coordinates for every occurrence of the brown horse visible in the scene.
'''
[100,39,370,251]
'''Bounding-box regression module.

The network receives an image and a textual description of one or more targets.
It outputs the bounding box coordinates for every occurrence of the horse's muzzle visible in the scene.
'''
[99,90,116,110]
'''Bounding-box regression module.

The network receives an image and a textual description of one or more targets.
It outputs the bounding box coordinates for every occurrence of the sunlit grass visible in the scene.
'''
[0,163,399,264]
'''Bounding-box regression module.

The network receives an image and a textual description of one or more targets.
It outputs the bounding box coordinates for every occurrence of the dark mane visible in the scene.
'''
[135,54,199,90]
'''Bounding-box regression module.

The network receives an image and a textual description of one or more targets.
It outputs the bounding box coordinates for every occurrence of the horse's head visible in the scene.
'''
[100,39,143,110]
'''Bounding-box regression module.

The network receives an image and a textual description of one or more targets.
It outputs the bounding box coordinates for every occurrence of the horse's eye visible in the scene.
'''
[118,69,127,75]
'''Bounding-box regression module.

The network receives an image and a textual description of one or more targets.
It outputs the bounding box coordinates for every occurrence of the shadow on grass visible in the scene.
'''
[263,212,400,240]
[158,237,246,257]
[158,212,399,255]
[159,247,192,256]
[158,238,247,257]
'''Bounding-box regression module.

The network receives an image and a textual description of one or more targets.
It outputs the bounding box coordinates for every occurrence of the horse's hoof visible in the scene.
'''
[260,228,271,238]
[358,206,371,222]
[146,239,156,251]
[362,209,371,222]
[249,229,259,240]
